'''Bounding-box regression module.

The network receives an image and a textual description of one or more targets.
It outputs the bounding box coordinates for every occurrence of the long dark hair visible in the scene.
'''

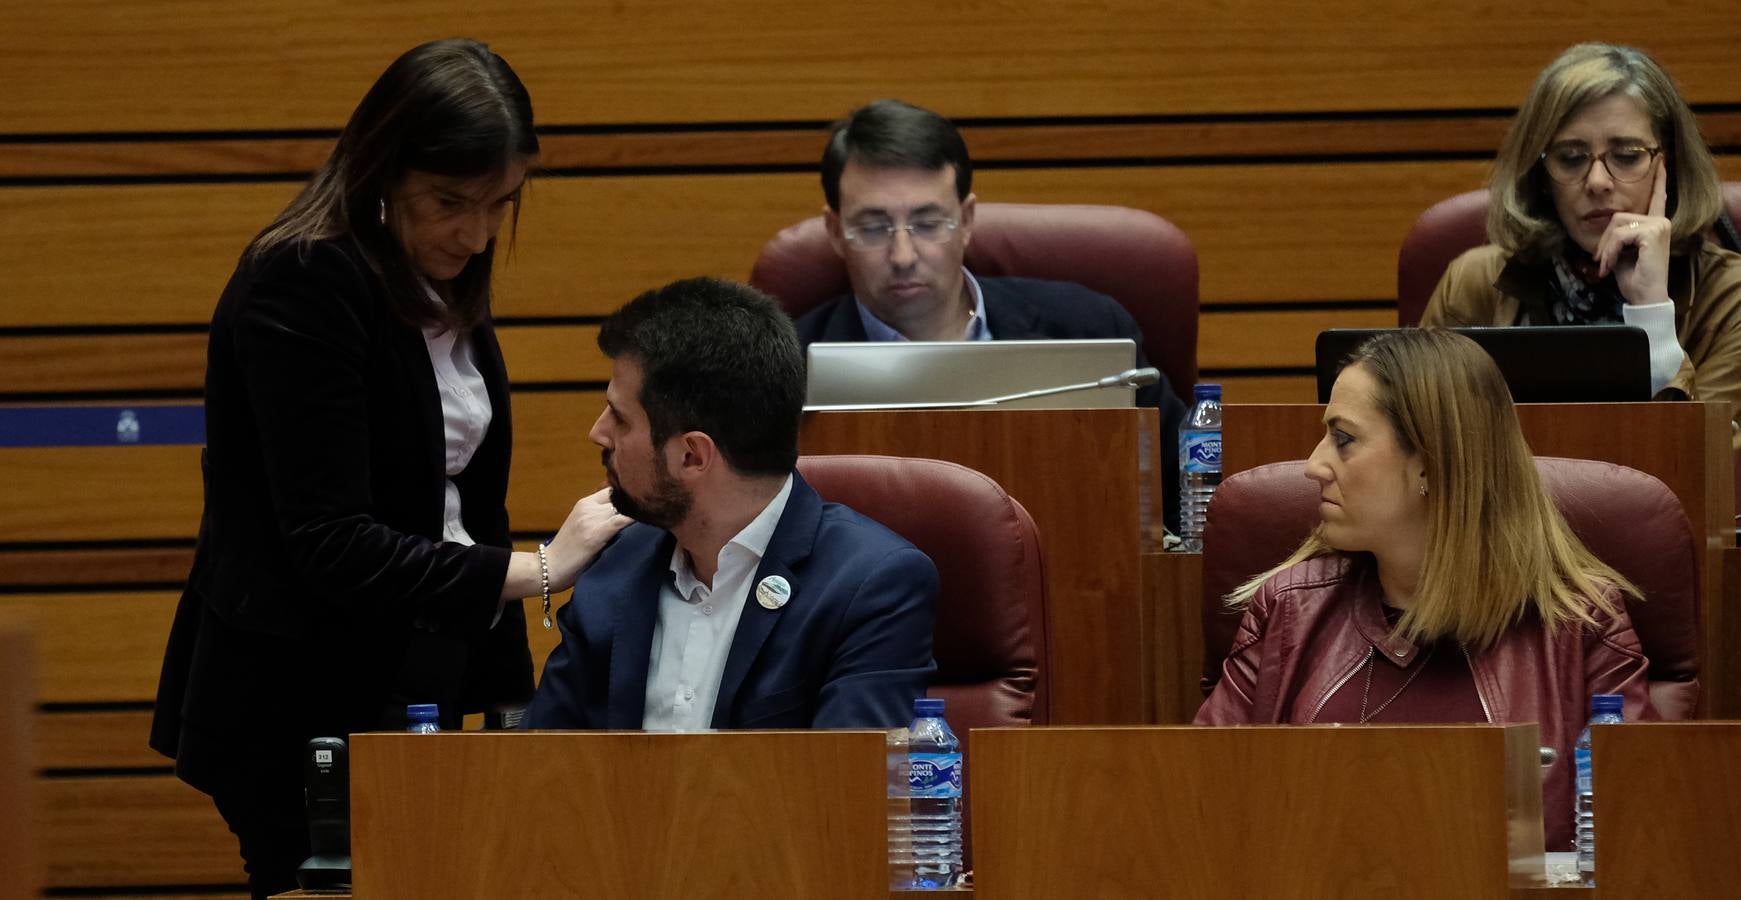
[248,38,538,331]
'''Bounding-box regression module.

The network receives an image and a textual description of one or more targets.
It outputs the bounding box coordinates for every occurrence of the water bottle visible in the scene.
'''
[1574,692,1624,886]
[885,726,915,889]
[406,703,441,734]
[903,698,963,889]
[1178,383,1223,552]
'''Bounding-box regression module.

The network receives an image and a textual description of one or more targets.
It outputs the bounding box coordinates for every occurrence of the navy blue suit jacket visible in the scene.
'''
[525,473,938,730]
[795,276,1186,531]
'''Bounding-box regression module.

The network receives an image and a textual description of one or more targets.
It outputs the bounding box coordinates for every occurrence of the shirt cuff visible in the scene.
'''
[1620,301,1684,397]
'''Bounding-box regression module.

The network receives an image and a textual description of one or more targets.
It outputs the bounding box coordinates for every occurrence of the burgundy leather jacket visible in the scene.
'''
[1194,554,1657,849]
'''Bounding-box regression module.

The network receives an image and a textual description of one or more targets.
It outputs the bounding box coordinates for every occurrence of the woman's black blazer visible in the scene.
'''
[150,236,532,789]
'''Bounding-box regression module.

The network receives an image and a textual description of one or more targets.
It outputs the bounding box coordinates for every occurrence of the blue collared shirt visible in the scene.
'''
[853,269,991,342]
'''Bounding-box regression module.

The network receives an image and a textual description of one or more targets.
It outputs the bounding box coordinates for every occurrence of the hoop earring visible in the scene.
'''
[378,197,387,227]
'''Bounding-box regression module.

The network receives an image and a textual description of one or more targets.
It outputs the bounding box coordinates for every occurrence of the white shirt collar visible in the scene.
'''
[668,474,794,597]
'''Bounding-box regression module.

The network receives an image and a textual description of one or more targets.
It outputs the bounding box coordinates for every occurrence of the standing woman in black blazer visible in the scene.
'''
[149,39,629,897]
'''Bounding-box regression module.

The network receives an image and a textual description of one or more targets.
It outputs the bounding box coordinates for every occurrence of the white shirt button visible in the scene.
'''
[683,687,696,701]
[702,604,715,616]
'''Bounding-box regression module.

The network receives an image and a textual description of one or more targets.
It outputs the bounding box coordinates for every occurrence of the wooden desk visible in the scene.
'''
[802,408,1159,725]
[971,724,1545,899]
[350,731,887,900]
[1594,721,1741,896]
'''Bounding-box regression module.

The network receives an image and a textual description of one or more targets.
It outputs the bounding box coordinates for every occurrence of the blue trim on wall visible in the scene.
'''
[0,404,205,447]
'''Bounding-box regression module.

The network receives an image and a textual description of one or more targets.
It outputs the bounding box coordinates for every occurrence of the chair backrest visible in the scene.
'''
[1395,183,1741,325]
[796,454,1047,874]
[1198,457,1701,719]
[751,202,1200,400]
[1395,189,1491,325]
[795,454,1049,727]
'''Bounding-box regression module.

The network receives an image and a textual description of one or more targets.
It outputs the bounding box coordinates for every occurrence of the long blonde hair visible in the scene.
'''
[1229,329,1636,650]
[1488,42,1723,261]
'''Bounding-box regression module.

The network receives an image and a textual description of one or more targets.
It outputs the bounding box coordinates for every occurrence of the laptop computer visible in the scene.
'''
[1314,326,1653,403]
[805,339,1139,411]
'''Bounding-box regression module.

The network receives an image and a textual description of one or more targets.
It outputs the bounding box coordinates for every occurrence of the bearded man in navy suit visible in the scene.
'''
[797,99,1186,530]
[526,277,937,730]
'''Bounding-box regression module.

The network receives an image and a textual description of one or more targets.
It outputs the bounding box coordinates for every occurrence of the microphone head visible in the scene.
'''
[1120,367,1161,387]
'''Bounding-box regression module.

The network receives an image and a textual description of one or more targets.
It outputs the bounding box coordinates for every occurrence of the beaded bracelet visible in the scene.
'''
[536,542,552,629]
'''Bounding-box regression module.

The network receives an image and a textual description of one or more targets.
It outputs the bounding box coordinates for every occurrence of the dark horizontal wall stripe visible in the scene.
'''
[9,109,1739,182]
[1200,299,1396,313]
[1200,366,1317,378]
[7,103,1739,143]
[40,766,175,779]
[43,886,247,898]
[0,323,209,337]
[0,538,195,552]
[0,544,192,591]
[39,700,158,713]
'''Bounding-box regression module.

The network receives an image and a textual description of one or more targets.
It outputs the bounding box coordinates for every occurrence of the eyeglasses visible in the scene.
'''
[841,217,959,250]
[1539,144,1661,185]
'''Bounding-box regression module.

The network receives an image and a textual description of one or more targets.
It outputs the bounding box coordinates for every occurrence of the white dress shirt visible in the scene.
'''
[853,268,991,341]
[420,287,493,549]
[642,475,794,731]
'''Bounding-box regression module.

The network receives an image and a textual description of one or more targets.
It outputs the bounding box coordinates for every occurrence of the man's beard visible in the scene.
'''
[603,450,692,530]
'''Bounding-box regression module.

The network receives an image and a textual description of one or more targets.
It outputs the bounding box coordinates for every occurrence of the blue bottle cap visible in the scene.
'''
[1193,383,1222,400]
[1590,694,1624,716]
[914,697,945,717]
[407,703,440,722]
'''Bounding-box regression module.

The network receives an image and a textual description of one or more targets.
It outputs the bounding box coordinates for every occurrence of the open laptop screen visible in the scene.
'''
[805,339,1139,410]
[1314,326,1652,403]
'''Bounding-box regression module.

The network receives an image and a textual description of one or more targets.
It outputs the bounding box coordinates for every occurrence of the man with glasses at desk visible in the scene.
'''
[797,99,1187,529]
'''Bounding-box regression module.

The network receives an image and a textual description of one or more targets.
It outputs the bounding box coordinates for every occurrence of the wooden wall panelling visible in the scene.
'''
[0,183,297,327]
[9,156,1737,333]
[0,592,180,703]
[5,3,1738,133]
[1212,375,1320,404]
[0,161,1518,327]
[0,324,604,396]
[0,444,204,542]
[1198,306,1398,370]
[38,775,242,888]
[37,710,163,770]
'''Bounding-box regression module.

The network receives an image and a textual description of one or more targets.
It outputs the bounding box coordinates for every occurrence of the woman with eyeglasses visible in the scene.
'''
[1424,43,1741,443]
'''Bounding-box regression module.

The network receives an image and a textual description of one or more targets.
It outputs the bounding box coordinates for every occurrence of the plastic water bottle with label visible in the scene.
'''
[1178,383,1223,551]
[886,725,915,888]
[901,698,962,889]
[1574,692,1624,885]
[406,703,441,734]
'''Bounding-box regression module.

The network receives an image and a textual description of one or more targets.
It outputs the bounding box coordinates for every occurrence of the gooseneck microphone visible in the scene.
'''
[803,367,1160,412]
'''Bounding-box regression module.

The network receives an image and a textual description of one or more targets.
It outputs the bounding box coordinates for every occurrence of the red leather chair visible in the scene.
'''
[1197,457,1700,720]
[1395,183,1741,325]
[751,203,1200,401]
[796,454,1048,873]
[1396,189,1491,325]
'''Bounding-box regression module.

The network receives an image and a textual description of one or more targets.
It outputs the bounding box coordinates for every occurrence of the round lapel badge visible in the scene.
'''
[756,575,791,610]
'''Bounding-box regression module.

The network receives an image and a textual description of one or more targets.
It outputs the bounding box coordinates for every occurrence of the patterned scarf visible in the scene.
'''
[1533,247,1627,326]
